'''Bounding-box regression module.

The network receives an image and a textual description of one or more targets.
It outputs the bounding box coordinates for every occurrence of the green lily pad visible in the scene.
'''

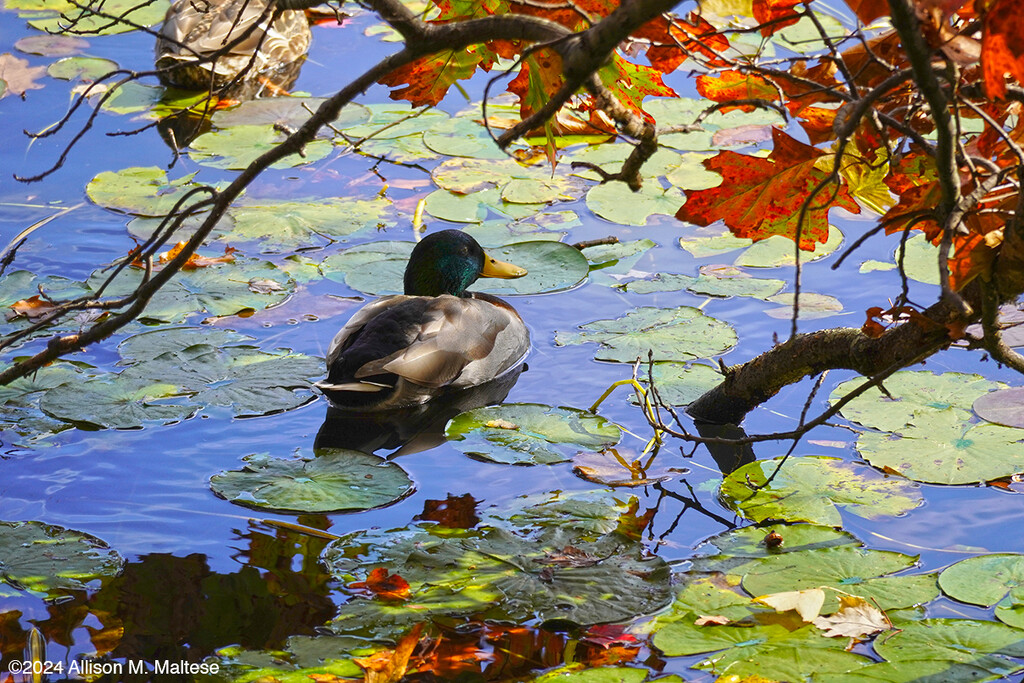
[117,327,254,362]
[341,102,449,139]
[200,636,368,683]
[423,188,494,223]
[534,667,653,683]
[47,56,116,81]
[633,362,721,407]
[0,520,123,596]
[360,134,440,163]
[445,403,622,465]
[487,490,637,536]
[433,157,581,204]
[691,523,862,567]
[645,97,786,151]
[227,197,394,246]
[815,657,1024,683]
[39,374,195,429]
[873,619,1024,667]
[832,370,1003,433]
[720,456,923,526]
[652,620,872,681]
[212,97,370,130]
[16,0,168,34]
[626,267,786,300]
[734,226,844,268]
[334,240,587,296]
[738,545,939,612]
[189,124,333,170]
[765,292,844,319]
[210,450,413,514]
[324,524,671,637]
[855,411,1024,485]
[898,233,943,286]
[679,227,752,259]
[422,117,507,160]
[86,167,206,217]
[0,362,83,445]
[88,257,292,322]
[582,238,657,273]
[555,305,737,363]
[973,387,1024,428]
[585,179,684,226]
[461,213,575,246]
[939,554,1024,629]
[14,34,89,56]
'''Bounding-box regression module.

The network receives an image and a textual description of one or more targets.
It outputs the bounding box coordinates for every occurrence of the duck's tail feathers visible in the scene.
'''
[314,380,392,393]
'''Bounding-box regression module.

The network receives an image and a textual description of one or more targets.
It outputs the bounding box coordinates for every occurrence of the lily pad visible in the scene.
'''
[973,387,1024,428]
[17,0,168,34]
[201,636,368,683]
[817,657,1024,682]
[47,56,117,81]
[212,97,370,130]
[555,305,737,363]
[88,257,292,322]
[86,167,207,217]
[645,96,786,151]
[691,523,862,566]
[324,524,671,637]
[832,370,1003,433]
[422,117,507,160]
[433,157,581,204]
[535,667,654,683]
[897,233,943,286]
[873,619,1024,669]
[341,102,449,139]
[734,225,844,268]
[39,374,195,429]
[939,554,1024,629]
[14,34,89,56]
[720,456,923,526]
[633,362,721,407]
[855,411,1024,485]
[227,197,394,246]
[765,292,843,319]
[444,403,622,465]
[0,520,123,596]
[738,545,939,612]
[461,212,576,246]
[189,124,333,170]
[626,267,786,300]
[586,179,685,226]
[210,450,413,513]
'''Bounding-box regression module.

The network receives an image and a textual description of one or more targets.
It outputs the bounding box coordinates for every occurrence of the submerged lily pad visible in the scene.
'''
[210,450,413,513]
[445,403,621,465]
[625,267,786,300]
[939,554,1024,629]
[39,374,195,429]
[973,387,1024,428]
[633,362,721,407]
[555,305,736,363]
[324,524,671,638]
[720,456,923,526]
[0,520,123,596]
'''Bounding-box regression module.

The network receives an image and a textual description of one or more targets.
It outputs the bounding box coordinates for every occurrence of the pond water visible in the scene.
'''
[2,3,1024,681]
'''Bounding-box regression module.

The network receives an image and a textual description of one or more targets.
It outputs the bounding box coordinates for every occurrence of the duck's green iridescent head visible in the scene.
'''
[403,230,527,297]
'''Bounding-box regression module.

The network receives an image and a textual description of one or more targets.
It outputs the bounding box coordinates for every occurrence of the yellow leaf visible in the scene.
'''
[754,588,825,622]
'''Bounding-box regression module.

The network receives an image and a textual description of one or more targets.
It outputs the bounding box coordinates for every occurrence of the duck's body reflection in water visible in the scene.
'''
[315,230,532,455]
[315,364,525,456]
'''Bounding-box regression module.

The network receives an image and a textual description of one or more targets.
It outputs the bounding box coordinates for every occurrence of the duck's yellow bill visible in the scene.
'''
[481,252,528,279]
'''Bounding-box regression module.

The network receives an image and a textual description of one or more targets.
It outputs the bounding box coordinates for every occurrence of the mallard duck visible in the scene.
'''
[317,230,531,411]
[155,0,311,94]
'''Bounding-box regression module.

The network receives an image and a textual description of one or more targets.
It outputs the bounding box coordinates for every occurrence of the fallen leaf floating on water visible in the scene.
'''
[484,419,518,429]
[7,295,57,322]
[353,623,422,683]
[754,588,826,622]
[811,595,891,638]
[247,277,284,294]
[348,567,411,602]
[534,545,602,568]
[0,53,47,97]
[694,615,732,626]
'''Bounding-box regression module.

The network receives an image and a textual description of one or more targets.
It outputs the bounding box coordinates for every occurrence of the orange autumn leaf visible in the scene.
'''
[354,623,423,683]
[349,567,411,601]
[380,48,489,106]
[7,295,57,322]
[847,0,891,23]
[677,128,859,249]
[753,0,803,36]
[695,70,777,111]
[981,0,1024,99]
[157,242,237,269]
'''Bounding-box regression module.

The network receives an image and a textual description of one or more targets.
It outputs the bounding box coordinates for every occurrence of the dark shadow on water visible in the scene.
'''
[314,364,526,457]
[693,420,756,475]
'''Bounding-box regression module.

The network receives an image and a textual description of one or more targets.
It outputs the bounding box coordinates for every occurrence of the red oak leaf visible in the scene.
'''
[753,0,803,36]
[379,48,489,106]
[695,70,777,112]
[676,128,859,249]
[981,0,1024,99]
[349,567,411,601]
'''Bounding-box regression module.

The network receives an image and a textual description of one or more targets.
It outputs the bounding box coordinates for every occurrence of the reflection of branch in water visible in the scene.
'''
[650,479,737,543]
